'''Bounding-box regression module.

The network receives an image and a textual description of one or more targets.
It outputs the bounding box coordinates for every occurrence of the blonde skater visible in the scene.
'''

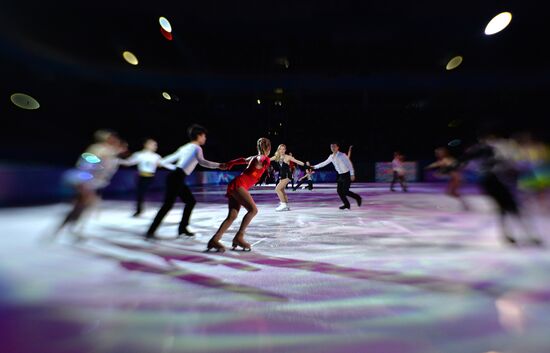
[272,144,305,211]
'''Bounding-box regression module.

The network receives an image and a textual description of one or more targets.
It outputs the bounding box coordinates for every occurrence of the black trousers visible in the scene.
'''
[337,172,361,207]
[390,171,407,191]
[480,173,519,215]
[136,175,154,214]
[147,168,196,235]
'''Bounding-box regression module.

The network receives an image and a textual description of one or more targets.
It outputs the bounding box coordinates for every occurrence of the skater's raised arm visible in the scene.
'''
[342,154,355,178]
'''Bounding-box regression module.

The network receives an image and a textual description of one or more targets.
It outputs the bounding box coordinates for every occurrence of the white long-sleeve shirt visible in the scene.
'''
[313,151,355,176]
[161,143,220,175]
[121,150,171,175]
[392,158,405,176]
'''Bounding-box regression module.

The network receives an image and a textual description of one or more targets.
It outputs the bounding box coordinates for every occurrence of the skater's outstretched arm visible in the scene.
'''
[196,146,223,169]
[158,159,177,170]
[118,152,140,167]
[161,148,181,165]
[287,155,305,167]
[312,155,333,170]
[225,156,257,170]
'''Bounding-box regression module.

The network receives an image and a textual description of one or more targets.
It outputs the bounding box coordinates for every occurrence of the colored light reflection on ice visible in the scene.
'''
[495,295,525,334]
[484,12,512,35]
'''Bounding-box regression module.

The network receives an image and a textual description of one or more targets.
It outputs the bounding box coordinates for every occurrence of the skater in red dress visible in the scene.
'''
[207,137,272,252]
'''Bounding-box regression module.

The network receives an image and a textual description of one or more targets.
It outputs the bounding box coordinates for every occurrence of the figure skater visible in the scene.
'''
[271,144,306,211]
[293,162,315,191]
[390,151,408,192]
[426,147,467,209]
[206,137,272,252]
[119,138,174,217]
[146,124,226,240]
[462,135,543,246]
[54,130,125,238]
[312,142,362,209]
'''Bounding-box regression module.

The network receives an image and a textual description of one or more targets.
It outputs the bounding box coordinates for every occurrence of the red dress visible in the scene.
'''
[226,155,271,197]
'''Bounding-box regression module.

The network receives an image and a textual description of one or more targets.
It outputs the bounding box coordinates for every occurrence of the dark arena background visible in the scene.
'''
[1,1,550,353]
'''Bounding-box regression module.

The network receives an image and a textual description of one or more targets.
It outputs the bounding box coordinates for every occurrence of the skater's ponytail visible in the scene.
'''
[257,138,271,156]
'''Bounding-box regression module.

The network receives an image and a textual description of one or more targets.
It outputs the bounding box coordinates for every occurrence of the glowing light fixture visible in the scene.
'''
[159,17,172,33]
[162,92,172,100]
[446,56,463,70]
[257,99,261,105]
[122,51,139,65]
[160,27,173,41]
[10,93,40,110]
[484,12,512,35]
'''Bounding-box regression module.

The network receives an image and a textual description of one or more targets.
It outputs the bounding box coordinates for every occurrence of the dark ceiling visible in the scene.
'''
[1,0,548,166]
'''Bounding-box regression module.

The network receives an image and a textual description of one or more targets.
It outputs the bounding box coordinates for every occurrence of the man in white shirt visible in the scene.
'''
[390,151,408,192]
[120,139,174,217]
[312,142,362,210]
[146,125,226,239]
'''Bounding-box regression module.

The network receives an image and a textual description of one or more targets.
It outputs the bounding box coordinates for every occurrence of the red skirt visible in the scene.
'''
[226,174,256,197]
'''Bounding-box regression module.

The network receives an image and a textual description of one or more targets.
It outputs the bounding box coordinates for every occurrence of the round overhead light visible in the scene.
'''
[159,17,172,33]
[122,51,139,65]
[485,12,512,35]
[446,56,463,70]
[10,93,40,110]
[160,27,173,41]
[162,92,172,100]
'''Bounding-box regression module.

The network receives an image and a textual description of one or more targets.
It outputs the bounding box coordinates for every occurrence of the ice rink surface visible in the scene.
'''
[1,183,549,353]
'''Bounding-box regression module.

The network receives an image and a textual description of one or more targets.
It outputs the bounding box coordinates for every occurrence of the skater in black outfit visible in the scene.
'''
[146,125,226,239]
[462,136,543,246]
